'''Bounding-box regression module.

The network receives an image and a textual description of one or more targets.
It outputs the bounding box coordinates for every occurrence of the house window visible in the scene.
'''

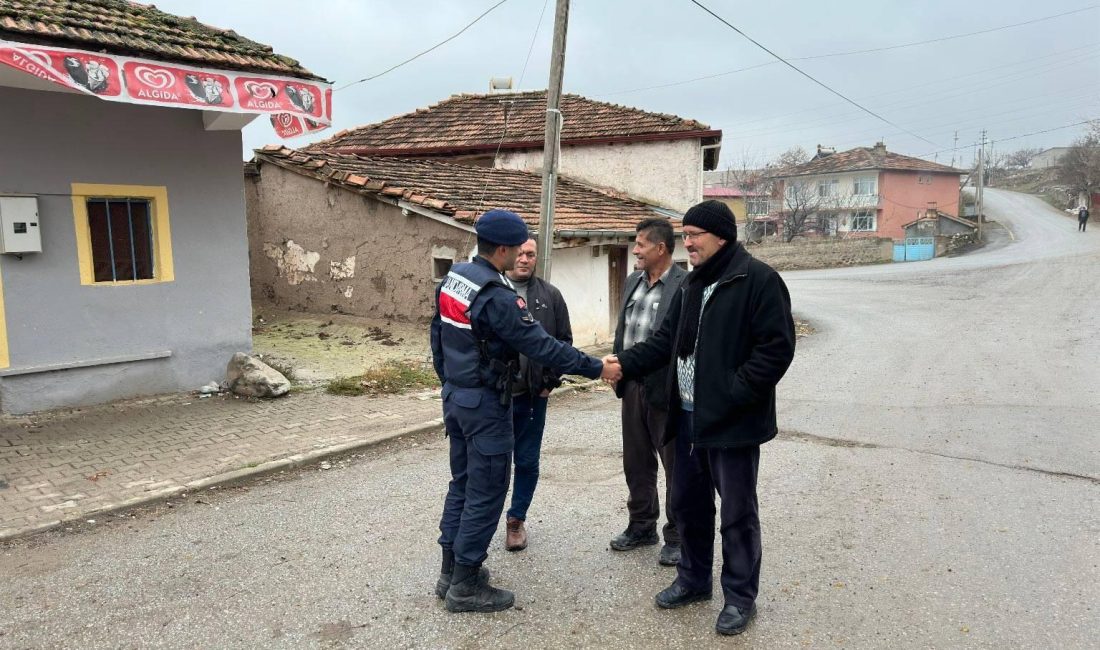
[817,178,838,197]
[86,199,154,282]
[853,176,876,195]
[746,197,770,216]
[433,257,453,281]
[917,173,932,185]
[71,183,174,285]
[850,210,876,232]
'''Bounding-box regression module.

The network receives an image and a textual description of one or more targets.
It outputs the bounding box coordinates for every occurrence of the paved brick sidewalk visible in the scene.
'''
[0,389,445,540]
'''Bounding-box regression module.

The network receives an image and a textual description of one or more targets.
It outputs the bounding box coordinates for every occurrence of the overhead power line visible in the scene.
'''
[795,4,1099,61]
[601,4,1100,97]
[687,0,943,148]
[517,0,552,89]
[336,0,510,91]
[916,120,1098,160]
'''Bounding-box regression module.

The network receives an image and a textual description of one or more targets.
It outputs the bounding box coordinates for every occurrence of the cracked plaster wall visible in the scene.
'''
[245,165,473,321]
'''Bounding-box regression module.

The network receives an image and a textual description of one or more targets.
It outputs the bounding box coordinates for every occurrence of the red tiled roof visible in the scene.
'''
[0,0,324,80]
[777,145,964,177]
[253,146,678,234]
[310,90,721,155]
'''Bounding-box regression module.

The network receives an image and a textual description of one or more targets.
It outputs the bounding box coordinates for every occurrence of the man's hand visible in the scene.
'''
[600,355,622,383]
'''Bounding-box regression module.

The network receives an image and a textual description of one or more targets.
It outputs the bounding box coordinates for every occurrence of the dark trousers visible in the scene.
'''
[1080,217,1088,232]
[508,392,549,521]
[438,387,513,568]
[621,380,678,544]
[672,409,761,609]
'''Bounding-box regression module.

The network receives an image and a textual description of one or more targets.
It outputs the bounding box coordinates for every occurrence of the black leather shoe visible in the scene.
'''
[655,581,712,609]
[658,543,681,566]
[716,604,756,635]
[610,527,659,551]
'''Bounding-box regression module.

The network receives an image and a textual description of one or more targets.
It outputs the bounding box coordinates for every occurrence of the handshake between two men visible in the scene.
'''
[600,354,622,383]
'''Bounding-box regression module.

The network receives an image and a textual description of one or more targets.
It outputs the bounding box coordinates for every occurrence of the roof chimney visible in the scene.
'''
[872,141,887,155]
[489,77,514,93]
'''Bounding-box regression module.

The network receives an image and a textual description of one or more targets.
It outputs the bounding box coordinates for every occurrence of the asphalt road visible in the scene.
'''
[1,189,1097,649]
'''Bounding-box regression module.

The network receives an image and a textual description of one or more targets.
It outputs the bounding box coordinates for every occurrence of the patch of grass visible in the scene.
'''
[326,375,367,396]
[326,360,439,396]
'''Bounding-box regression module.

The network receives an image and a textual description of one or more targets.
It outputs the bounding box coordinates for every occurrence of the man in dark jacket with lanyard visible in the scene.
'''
[611,200,796,636]
[611,218,688,566]
[430,209,621,613]
[502,237,574,552]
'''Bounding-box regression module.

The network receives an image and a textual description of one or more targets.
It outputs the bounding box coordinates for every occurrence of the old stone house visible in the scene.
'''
[247,147,687,346]
[309,90,722,214]
[247,92,721,344]
[0,2,329,413]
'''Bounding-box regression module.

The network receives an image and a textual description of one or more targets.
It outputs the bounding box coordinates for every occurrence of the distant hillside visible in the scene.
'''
[988,167,1074,209]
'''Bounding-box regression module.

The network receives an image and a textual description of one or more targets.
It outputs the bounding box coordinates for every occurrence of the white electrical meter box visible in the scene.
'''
[0,196,42,254]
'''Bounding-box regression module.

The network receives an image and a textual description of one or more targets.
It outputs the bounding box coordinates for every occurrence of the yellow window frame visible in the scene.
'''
[71,183,175,285]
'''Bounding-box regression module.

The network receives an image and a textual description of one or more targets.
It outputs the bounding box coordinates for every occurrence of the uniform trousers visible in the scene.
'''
[438,386,514,567]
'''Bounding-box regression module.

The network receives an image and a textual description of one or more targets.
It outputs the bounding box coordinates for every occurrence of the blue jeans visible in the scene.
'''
[507,392,549,521]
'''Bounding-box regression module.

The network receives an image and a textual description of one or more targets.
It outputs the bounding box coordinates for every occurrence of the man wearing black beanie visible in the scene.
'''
[611,199,796,636]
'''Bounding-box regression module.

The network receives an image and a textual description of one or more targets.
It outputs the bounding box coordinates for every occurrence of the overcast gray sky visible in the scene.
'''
[154,0,1100,167]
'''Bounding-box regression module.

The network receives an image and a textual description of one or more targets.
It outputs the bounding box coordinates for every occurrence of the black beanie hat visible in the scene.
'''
[683,200,737,242]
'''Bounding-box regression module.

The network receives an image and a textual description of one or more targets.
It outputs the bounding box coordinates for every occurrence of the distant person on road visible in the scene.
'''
[610,218,688,567]
[502,238,573,553]
[609,200,796,636]
[1079,206,1089,232]
[430,209,620,614]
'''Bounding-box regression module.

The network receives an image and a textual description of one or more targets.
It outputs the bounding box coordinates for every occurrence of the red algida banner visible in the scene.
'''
[0,38,332,138]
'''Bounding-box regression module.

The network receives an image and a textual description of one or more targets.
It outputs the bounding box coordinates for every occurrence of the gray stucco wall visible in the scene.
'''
[0,87,252,414]
[245,163,474,322]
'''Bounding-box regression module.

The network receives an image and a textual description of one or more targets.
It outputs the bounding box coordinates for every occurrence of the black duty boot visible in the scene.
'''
[435,550,490,599]
[444,563,514,613]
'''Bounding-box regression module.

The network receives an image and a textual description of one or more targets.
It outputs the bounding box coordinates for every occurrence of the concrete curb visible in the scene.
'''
[0,380,607,543]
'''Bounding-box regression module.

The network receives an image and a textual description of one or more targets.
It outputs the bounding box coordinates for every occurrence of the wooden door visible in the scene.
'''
[608,245,629,330]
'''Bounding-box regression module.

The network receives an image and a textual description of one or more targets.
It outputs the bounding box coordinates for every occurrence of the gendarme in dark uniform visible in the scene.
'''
[430,209,606,613]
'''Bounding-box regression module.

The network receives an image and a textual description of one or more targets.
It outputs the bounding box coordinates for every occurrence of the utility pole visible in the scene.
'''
[535,0,570,281]
[976,129,986,241]
[950,130,958,168]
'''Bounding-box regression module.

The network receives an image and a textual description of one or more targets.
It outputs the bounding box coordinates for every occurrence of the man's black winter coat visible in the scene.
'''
[617,243,796,449]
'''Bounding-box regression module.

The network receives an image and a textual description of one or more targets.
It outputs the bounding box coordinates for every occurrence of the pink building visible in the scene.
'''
[772,142,965,241]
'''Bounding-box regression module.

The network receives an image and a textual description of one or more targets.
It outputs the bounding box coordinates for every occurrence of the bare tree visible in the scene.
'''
[776,178,822,242]
[771,146,810,172]
[1057,120,1100,204]
[721,150,773,241]
[1004,147,1042,169]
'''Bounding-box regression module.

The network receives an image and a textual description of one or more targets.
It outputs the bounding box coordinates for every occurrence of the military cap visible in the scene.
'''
[476,210,530,246]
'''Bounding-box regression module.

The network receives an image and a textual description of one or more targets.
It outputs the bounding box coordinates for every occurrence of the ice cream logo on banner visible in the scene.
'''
[123,62,232,107]
[0,43,121,96]
[237,77,322,117]
[1,38,332,139]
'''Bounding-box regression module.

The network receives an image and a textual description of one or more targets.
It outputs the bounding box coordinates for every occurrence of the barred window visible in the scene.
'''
[850,210,876,232]
[86,198,154,282]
